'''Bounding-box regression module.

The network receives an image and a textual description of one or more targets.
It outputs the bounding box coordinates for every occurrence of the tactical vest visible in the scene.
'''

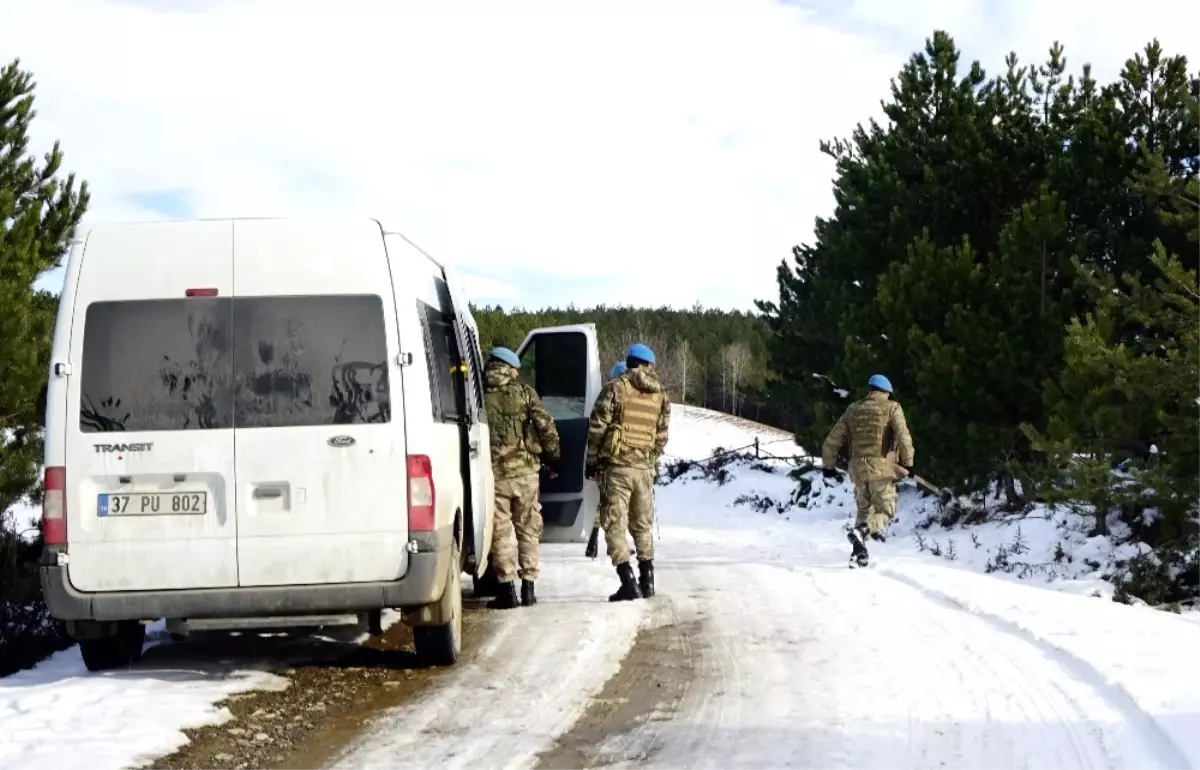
[484,384,542,460]
[614,378,663,451]
[847,398,897,459]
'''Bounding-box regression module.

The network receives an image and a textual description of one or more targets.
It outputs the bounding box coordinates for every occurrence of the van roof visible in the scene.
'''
[82,216,445,271]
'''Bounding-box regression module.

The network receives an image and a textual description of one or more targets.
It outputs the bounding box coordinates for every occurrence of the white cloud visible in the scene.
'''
[3,0,1197,310]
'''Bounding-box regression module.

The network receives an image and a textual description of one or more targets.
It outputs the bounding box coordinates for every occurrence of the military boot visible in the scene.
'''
[847,522,870,567]
[487,580,520,610]
[637,560,655,598]
[521,579,537,607]
[608,563,642,602]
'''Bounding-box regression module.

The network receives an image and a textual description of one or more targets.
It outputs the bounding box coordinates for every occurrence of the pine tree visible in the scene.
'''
[760,32,1053,485]
[0,59,89,515]
[1018,45,1198,538]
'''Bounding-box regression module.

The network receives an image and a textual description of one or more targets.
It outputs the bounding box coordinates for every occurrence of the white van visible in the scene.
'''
[38,217,601,671]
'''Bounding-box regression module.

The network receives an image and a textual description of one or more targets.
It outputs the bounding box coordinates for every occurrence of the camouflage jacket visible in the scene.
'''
[821,390,914,482]
[483,360,561,480]
[586,365,671,471]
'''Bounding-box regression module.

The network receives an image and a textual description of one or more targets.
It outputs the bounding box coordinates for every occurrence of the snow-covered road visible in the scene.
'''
[327,536,1192,769]
[325,407,1199,769]
[634,559,1181,769]
[329,563,648,769]
[4,405,1197,769]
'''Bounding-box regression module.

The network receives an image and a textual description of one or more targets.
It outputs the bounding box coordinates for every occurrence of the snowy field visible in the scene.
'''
[3,404,1198,769]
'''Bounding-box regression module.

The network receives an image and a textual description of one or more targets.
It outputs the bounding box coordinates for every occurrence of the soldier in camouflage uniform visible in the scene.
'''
[821,374,914,567]
[586,343,671,602]
[584,360,631,560]
[482,347,562,609]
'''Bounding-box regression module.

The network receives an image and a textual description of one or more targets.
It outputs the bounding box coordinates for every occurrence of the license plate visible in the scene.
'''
[98,492,208,516]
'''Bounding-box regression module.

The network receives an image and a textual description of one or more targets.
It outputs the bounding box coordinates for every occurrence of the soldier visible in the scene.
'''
[584,359,632,560]
[821,374,914,567]
[482,347,562,609]
[586,343,671,601]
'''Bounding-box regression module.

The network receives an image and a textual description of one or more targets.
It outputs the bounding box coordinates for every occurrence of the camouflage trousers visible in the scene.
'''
[853,477,897,536]
[492,472,544,582]
[599,465,655,567]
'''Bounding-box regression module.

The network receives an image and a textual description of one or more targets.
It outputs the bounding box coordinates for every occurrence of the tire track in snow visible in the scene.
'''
[806,563,1132,769]
[596,554,1156,769]
[877,568,1191,770]
[533,595,700,768]
[913,590,1108,768]
[561,560,857,769]
[322,549,648,770]
[538,561,804,769]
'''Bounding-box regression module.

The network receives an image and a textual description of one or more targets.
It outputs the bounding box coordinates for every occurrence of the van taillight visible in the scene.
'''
[43,466,66,546]
[406,455,435,532]
[185,288,219,297]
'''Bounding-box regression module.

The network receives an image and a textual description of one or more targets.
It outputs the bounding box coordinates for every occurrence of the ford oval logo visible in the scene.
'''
[328,435,356,448]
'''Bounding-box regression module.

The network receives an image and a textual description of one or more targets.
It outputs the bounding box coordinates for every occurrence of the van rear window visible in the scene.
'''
[80,295,390,432]
[80,298,235,432]
[233,295,390,428]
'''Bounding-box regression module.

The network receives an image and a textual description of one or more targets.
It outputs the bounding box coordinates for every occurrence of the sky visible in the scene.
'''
[1,0,1197,311]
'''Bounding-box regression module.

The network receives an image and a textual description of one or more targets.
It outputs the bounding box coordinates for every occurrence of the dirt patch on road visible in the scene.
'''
[534,605,701,768]
[148,608,494,770]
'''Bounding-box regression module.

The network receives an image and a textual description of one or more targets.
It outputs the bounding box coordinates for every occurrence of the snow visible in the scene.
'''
[661,404,804,460]
[626,558,1187,768]
[330,568,647,768]
[669,415,1154,598]
[878,562,1200,769]
[0,428,42,541]
[335,406,1200,768]
[0,640,288,770]
[0,617,402,770]
[640,409,1200,768]
[3,499,40,542]
[4,404,1197,769]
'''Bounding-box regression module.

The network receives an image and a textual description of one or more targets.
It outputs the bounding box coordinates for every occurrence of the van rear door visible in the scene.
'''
[516,324,602,543]
[65,221,238,592]
[231,218,408,587]
[440,266,493,573]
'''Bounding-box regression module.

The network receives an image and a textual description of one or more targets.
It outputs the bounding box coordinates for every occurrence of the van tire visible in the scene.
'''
[414,541,463,667]
[79,622,146,672]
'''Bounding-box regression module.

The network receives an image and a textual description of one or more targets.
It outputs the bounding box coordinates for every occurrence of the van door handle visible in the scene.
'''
[469,440,480,457]
[253,487,284,499]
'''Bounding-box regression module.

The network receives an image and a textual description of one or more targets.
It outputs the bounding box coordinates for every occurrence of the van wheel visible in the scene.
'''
[472,563,500,598]
[414,541,463,667]
[79,622,146,672]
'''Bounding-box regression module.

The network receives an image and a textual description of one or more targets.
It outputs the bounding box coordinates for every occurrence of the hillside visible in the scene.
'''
[663,408,1172,605]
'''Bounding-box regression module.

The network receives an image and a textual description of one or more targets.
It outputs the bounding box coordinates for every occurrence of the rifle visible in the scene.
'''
[891,464,953,504]
[910,472,951,502]
[827,460,954,505]
[585,525,600,559]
